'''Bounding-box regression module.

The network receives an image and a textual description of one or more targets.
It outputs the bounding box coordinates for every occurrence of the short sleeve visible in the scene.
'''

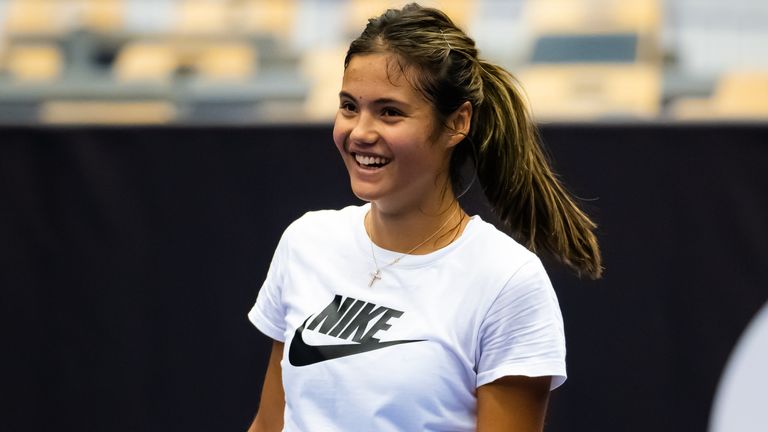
[247,226,293,342]
[476,258,567,390]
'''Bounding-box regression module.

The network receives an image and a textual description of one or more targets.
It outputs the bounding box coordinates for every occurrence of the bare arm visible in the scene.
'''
[477,375,552,432]
[247,341,285,432]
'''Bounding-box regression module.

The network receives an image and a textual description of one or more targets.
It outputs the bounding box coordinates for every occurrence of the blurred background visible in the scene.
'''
[2,1,767,432]
[0,0,767,125]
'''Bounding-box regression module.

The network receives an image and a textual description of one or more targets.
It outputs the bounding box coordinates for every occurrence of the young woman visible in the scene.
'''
[247,4,601,431]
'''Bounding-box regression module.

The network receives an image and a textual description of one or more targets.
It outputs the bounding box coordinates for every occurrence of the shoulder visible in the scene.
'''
[463,217,542,277]
[286,204,364,231]
[281,204,365,245]
[458,217,555,310]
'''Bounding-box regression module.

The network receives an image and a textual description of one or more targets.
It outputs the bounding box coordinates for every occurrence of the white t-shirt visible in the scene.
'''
[249,204,566,432]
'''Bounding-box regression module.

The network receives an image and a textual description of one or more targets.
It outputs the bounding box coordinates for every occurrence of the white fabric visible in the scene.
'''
[248,204,566,432]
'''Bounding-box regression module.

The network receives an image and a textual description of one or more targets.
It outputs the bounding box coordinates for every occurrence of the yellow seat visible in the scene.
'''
[517,64,661,120]
[40,100,176,124]
[672,71,768,120]
[715,71,768,117]
[80,0,125,32]
[194,43,258,81]
[113,42,178,82]
[518,0,662,120]
[526,0,660,33]
[345,0,476,35]
[115,39,258,83]
[237,0,298,38]
[175,0,230,35]
[6,44,63,82]
[4,0,66,35]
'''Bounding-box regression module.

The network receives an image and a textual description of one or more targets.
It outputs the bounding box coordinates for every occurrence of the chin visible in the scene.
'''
[350,184,380,203]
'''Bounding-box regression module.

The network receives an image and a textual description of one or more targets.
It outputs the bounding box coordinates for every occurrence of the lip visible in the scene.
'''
[351,158,387,175]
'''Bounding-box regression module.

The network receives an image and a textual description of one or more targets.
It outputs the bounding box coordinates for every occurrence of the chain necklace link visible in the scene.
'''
[365,203,460,287]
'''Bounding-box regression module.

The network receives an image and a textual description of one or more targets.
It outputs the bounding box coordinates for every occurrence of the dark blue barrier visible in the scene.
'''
[1,124,766,431]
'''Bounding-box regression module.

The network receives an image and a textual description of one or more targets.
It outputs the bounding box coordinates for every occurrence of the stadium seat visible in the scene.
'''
[345,0,475,35]
[518,0,662,120]
[671,71,768,119]
[237,0,298,38]
[4,0,66,35]
[517,64,661,119]
[40,100,176,124]
[527,0,659,33]
[113,42,178,82]
[175,0,230,35]
[80,0,125,32]
[6,44,63,82]
[194,43,257,81]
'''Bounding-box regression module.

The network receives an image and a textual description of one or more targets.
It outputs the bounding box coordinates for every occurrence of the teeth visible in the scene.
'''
[355,154,390,167]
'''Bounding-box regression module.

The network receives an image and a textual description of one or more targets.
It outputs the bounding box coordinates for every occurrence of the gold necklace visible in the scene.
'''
[365,204,460,287]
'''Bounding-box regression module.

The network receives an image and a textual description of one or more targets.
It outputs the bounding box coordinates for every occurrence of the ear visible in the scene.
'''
[444,101,472,148]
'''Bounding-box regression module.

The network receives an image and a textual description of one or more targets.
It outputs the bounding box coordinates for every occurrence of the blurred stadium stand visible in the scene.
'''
[0,0,766,124]
[516,0,663,120]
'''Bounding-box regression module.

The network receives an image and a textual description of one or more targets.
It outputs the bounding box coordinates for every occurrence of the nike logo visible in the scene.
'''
[288,295,424,367]
[289,317,424,366]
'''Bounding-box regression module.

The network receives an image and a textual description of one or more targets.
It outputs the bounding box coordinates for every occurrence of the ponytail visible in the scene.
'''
[469,61,602,278]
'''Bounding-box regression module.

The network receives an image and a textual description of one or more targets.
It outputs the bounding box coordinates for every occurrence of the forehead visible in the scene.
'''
[341,53,424,103]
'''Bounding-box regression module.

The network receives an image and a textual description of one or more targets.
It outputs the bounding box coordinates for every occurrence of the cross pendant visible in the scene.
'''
[368,270,382,287]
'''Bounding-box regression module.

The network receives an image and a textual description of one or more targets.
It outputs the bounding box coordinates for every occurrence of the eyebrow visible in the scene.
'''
[339,91,411,108]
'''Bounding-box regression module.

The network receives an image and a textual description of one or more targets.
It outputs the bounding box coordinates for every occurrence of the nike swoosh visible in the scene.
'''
[288,316,424,367]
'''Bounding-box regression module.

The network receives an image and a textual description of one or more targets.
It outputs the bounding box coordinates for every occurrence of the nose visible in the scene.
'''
[349,111,378,146]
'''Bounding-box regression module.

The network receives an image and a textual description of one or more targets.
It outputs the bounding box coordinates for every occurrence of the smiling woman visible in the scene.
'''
[246,3,601,432]
[333,52,469,219]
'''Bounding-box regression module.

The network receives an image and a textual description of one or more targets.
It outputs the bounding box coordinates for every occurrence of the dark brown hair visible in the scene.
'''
[345,3,602,278]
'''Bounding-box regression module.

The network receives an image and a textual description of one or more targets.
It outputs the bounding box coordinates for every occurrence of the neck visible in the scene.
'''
[366,196,467,255]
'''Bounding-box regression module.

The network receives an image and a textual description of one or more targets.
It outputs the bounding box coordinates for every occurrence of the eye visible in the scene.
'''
[339,101,357,113]
[381,107,403,117]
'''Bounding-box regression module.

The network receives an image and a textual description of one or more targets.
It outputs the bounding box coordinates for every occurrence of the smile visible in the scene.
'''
[353,153,391,168]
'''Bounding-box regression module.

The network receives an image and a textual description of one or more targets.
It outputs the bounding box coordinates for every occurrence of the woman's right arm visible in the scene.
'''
[247,341,285,432]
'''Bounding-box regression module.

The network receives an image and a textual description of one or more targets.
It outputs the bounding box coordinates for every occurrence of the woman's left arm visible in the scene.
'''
[477,375,552,432]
